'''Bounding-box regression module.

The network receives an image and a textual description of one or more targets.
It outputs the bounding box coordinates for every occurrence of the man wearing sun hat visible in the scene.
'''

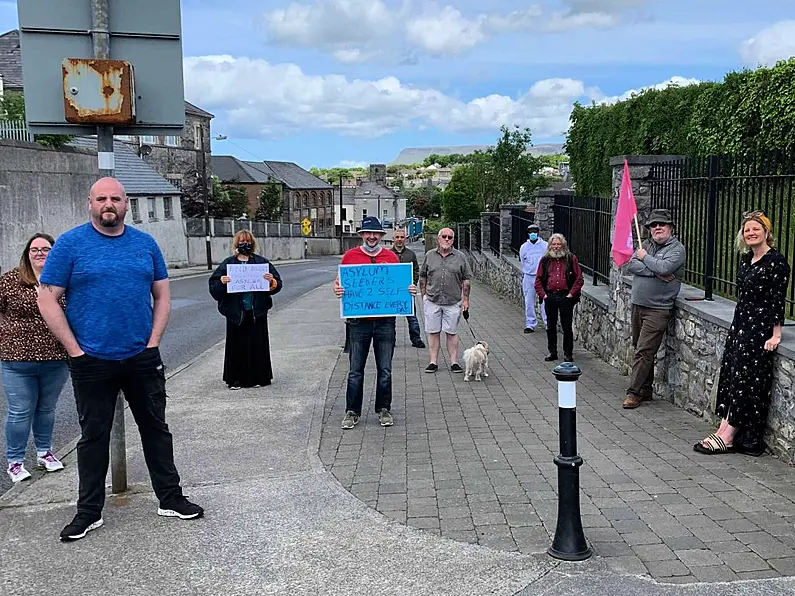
[333,216,417,429]
[623,208,686,409]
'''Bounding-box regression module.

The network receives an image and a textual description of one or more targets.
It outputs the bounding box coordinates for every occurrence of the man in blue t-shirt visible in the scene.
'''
[38,177,203,542]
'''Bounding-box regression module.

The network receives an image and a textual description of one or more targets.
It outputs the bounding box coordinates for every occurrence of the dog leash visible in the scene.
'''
[462,310,477,341]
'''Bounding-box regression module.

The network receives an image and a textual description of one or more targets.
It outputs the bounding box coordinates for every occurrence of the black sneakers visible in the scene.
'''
[157,497,205,520]
[425,363,438,373]
[450,363,463,373]
[544,353,558,362]
[60,512,104,541]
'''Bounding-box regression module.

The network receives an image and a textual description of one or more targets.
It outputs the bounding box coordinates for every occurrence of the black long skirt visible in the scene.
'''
[223,311,273,388]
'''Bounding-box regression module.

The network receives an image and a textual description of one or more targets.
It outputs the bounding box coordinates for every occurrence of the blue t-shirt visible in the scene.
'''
[41,223,168,360]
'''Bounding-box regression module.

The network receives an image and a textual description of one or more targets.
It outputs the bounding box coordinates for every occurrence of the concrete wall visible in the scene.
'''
[0,140,189,272]
[186,236,305,265]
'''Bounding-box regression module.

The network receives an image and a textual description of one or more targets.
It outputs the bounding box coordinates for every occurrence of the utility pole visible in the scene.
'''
[339,174,344,239]
[91,0,127,495]
[198,129,212,269]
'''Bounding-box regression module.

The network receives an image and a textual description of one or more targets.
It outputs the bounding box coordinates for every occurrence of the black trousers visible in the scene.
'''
[69,347,183,515]
[543,294,575,357]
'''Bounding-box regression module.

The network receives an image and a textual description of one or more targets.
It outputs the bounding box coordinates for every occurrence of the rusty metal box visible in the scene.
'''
[61,58,136,125]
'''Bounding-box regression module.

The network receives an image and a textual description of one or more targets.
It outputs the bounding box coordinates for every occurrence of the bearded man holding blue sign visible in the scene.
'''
[333,217,417,430]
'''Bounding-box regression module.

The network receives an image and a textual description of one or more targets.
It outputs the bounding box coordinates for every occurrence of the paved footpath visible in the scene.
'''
[321,279,795,586]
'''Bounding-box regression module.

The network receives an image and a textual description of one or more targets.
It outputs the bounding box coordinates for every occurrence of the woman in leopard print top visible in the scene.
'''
[0,233,69,483]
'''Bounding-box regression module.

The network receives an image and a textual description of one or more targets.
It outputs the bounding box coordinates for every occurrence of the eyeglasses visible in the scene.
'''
[440,234,454,240]
[29,247,51,255]
[648,222,668,229]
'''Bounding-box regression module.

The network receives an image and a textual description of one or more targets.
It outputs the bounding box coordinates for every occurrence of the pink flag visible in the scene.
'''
[611,160,638,266]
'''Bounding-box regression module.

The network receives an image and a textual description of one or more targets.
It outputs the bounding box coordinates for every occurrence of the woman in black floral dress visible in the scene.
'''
[695,211,790,455]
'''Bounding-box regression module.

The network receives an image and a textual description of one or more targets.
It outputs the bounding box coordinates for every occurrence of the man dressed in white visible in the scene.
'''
[519,223,548,333]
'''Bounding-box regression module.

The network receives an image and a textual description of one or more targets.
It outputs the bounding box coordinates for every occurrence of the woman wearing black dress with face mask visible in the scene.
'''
[209,230,283,389]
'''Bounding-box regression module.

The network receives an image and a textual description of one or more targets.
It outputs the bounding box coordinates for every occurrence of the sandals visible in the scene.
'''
[693,433,734,455]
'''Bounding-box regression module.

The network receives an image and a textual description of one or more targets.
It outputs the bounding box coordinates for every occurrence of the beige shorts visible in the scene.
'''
[423,297,462,335]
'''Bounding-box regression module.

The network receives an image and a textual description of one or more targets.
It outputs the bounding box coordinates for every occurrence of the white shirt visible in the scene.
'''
[519,238,548,275]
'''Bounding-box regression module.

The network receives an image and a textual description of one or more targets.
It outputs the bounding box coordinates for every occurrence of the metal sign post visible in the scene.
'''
[18,0,186,495]
[90,0,126,495]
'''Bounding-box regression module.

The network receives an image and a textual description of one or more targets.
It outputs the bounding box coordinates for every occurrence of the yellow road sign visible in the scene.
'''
[301,217,312,236]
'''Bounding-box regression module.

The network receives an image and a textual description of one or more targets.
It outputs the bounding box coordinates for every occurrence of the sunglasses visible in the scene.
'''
[440,234,454,240]
[743,209,766,218]
[649,222,669,228]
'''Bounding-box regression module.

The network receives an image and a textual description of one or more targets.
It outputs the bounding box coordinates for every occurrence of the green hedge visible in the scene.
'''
[565,59,795,196]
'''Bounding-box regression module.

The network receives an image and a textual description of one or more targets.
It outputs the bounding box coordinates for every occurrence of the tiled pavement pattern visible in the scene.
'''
[319,280,795,584]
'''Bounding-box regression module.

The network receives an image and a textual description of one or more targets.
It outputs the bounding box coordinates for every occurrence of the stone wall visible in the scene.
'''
[458,154,795,463]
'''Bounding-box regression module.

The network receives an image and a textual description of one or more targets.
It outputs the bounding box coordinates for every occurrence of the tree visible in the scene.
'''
[441,164,485,222]
[211,180,248,218]
[489,125,544,203]
[405,186,442,219]
[255,182,283,220]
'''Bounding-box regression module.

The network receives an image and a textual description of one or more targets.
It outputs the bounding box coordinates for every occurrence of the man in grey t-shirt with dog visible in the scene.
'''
[623,209,686,409]
[420,227,472,374]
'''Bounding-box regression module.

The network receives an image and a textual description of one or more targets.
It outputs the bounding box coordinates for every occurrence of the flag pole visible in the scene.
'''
[633,214,643,248]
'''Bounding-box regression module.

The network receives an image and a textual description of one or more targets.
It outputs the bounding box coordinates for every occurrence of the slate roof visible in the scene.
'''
[185,101,214,119]
[262,160,332,190]
[69,137,181,196]
[0,30,22,90]
[212,156,331,190]
[212,155,273,184]
[0,30,212,118]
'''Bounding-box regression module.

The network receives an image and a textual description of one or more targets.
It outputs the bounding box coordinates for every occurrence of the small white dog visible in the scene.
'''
[463,341,490,381]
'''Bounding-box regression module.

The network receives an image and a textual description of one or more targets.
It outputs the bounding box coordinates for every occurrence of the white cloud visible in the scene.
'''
[740,21,795,66]
[263,0,646,61]
[593,75,701,104]
[184,55,586,139]
[185,54,700,145]
[263,0,393,60]
[338,160,369,168]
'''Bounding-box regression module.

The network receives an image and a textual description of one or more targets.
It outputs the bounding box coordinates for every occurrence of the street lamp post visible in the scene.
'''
[198,128,212,270]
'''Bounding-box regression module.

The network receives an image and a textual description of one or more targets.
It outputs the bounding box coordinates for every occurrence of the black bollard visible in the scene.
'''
[548,361,592,561]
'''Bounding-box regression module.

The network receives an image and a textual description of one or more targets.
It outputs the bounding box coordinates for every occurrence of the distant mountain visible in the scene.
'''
[390,143,565,165]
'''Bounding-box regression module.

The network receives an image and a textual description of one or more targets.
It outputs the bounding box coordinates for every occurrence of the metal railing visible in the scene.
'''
[0,120,33,142]
[552,194,612,285]
[488,214,501,255]
[185,217,302,237]
[459,224,471,251]
[650,152,795,316]
[509,208,536,256]
[472,221,482,252]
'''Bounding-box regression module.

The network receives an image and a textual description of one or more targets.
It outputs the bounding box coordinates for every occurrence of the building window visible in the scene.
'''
[147,197,157,221]
[163,197,173,219]
[115,135,135,142]
[164,135,179,147]
[130,198,141,222]
[141,135,157,145]
[194,124,202,149]
[167,176,182,190]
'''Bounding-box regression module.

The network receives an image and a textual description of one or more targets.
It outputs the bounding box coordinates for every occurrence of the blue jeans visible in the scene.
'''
[407,315,422,344]
[2,360,69,463]
[346,318,396,415]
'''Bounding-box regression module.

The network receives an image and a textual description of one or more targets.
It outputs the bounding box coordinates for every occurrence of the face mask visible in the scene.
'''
[237,242,253,255]
[529,233,538,242]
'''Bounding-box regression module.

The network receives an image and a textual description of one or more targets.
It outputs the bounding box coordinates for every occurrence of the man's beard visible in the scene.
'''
[548,248,567,259]
[100,211,119,227]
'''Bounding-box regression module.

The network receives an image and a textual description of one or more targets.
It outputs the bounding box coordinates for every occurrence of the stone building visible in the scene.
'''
[212,155,335,235]
[115,102,214,191]
[339,164,407,232]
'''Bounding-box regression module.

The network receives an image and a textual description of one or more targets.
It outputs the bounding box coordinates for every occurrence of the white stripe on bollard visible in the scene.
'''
[558,381,576,409]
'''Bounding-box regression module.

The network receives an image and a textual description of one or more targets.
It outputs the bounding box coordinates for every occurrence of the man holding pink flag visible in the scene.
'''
[614,162,686,409]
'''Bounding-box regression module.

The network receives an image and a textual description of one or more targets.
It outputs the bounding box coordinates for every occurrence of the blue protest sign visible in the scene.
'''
[339,263,415,318]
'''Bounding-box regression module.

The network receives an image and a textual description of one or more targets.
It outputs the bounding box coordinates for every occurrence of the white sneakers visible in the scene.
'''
[7,462,31,483]
[36,451,65,472]
[7,452,64,483]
